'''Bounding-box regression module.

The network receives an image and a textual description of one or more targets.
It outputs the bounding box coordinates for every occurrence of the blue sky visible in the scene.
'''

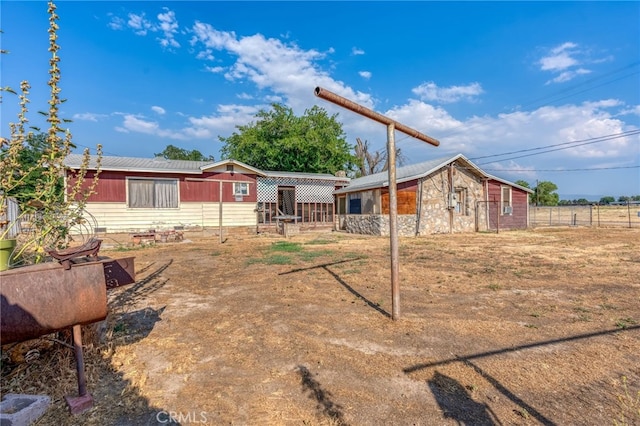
[2,1,639,199]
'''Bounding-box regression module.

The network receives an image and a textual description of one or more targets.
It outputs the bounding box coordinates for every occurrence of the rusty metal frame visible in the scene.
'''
[314,87,440,320]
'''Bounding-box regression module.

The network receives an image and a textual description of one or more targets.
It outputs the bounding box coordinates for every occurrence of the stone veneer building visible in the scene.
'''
[334,154,533,236]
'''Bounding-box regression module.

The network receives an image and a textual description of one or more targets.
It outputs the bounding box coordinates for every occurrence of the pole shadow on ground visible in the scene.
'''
[428,371,498,426]
[405,325,640,426]
[279,258,391,318]
[297,365,349,426]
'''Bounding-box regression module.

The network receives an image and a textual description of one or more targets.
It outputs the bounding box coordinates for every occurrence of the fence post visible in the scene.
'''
[628,200,632,229]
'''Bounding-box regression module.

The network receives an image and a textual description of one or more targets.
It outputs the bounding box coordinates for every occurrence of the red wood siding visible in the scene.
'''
[67,170,258,203]
[380,180,418,215]
[486,180,529,229]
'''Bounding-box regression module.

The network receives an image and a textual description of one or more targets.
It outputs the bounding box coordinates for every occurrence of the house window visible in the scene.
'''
[127,178,178,209]
[501,186,512,215]
[349,193,362,214]
[234,182,249,196]
[454,187,467,215]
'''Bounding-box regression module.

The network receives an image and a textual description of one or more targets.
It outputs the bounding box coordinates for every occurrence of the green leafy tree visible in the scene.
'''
[154,144,214,161]
[618,196,630,202]
[3,133,62,205]
[599,196,615,205]
[219,103,357,174]
[533,180,559,206]
[515,180,534,203]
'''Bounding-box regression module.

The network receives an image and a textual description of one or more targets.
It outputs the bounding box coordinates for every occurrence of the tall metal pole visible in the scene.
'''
[387,123,400,320]
[313,87,440,321]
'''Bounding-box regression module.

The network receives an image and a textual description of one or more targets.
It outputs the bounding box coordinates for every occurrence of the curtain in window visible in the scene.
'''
[155,180,178,208]
[129,180,154,208]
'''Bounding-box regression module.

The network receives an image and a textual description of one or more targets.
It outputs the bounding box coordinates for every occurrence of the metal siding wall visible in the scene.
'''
[80,202,257,232]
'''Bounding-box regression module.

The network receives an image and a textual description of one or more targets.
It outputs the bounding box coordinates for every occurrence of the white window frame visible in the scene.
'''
[454,187,467,215]
[501,185,512,215]
[126,177,179,209]
[233,182,249,196]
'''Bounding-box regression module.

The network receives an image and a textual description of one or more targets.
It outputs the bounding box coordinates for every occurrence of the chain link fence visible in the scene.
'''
[530,204,640,228]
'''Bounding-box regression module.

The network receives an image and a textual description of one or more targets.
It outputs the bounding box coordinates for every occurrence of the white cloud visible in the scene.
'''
[412,81,484,104]
[547,68,591,84]
[352,47,365,56]
[265,95,283,103]
[127,13,153,36]
[618,105,640,116]
[107,15,124,30]
[117,114,186,139]
[196,49,214,61]
[186,104,264,138]
[73,112,108,122]
[117,9,180,49]
[237,93,253,100]
[157,8,180,49]
[359,71,372,80]
[539,42,579,71]
[151,106,166,115]
[205,65,225,74]
[537,42,603,84]
[190,21,374,113]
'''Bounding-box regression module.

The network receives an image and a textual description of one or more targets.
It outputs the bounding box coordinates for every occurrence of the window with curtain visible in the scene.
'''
[234,182,249,196]
[501,186,512,215]
[128,178,178,208]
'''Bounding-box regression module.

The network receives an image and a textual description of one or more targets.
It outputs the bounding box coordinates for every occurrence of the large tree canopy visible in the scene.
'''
[534,180,560,206]
[155,144,214,161]
[219,104,356,174]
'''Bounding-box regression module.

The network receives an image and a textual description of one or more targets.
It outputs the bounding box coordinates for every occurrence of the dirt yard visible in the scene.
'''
[2,227,639,425]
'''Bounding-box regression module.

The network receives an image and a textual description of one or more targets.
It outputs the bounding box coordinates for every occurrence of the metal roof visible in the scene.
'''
[334,153,534,194]
[65,154,211,174]
[486,174,535,193]
[334,154,471,194]
[263,170,350,183]
[65,154,349,183]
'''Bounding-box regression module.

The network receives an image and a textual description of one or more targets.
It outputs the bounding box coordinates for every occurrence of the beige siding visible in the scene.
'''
[80,202,257,232]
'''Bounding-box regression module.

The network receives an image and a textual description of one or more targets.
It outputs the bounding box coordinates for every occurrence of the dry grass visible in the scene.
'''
[1,226,639,425]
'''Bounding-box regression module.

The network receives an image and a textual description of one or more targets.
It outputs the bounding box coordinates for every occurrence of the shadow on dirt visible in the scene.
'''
[280,258,391,318]
[109,259,173,310]
[428,371,497,426]
[297,365,348,425]
[405,326,640,426]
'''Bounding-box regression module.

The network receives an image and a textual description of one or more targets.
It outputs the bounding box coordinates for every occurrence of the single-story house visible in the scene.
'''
[64,154,349,234]
[333,154,533,236]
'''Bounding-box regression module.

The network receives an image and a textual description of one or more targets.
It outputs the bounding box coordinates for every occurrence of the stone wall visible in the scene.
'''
[340,162,488,236]
[343,214,417,237]
[417,166,485,234]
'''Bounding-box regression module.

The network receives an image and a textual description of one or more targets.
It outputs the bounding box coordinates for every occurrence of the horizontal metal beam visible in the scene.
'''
[314,86,440,147]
